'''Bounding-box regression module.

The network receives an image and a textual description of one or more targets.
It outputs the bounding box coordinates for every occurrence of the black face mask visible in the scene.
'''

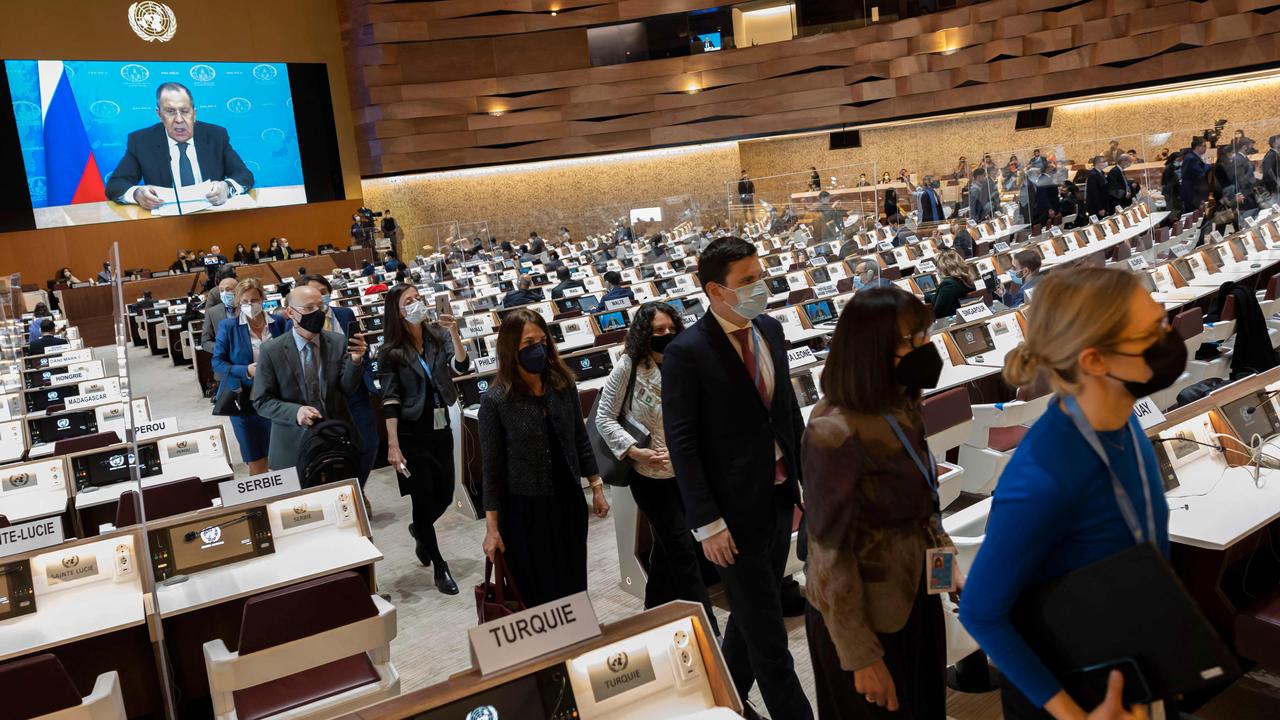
[650,333,676,354]
[1107,329,1187,398]
[518,343,548,374]
[894,343,944,390]
[296,308,326,334]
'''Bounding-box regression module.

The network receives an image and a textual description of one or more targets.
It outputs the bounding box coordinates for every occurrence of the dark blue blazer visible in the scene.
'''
[662,312,804,551]
[212,315,288,395]
[1181,150,1211,210]
[105,121,255,202]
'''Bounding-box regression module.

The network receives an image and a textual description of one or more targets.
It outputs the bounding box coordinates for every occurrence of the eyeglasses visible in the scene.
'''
[160,107,193,119]
[1106,318,1172,353]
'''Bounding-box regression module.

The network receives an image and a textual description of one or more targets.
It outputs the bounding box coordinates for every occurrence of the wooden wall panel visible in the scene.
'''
[343,0,1280,175]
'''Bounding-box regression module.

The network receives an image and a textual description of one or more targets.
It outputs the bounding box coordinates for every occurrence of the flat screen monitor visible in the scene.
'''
[0,560,36,621]
[594,310,628,333]
[1221,391,1280,443]
[766,277,791,296]
[1172,258,1196,281]
[655,277,679,295]
[148,507,274,581]
[810,267,831,284]
[71,443,162,490]
[915,273,938,294]
[412,663,578,720]
[666,297,685,313]
[950,323,996,358]
[459,374,494,408]
[28,409,96,445]
[568,350,612,381]
[697,32,722,52]
[553,298,579,314]
[578,294,602,314]
[25,383,78,412]
[0,60,345,232]
[802,299,837,325]
[879,251,897,266]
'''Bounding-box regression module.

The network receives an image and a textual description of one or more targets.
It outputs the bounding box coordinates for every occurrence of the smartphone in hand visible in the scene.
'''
[346,320,362,339]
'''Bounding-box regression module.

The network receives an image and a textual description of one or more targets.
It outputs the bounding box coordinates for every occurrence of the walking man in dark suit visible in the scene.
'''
[1181,136,1212,212]
[105,82,255,209]
[663,237,813,720]
[1263,134,1280,195]
[1084,155,1110,218]
[252,286,366,471]
[1107,153,1133,210]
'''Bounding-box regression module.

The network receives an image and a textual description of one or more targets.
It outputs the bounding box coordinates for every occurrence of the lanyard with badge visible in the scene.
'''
[884,413,958,594]
[416,354,449,430]
[1061,394,1156,544]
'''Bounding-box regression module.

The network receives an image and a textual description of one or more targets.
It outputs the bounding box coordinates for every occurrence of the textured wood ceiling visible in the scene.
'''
[342,0,1280,175]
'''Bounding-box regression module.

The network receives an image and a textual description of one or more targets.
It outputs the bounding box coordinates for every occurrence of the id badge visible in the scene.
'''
[926,547,958,595]
[433,407,448,430]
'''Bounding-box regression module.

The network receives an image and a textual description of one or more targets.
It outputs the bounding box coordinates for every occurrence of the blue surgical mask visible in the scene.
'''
[322,294,331,309]
[220,291,235,307]
[724,279,768,320]
[1008,269,1024,285]
[853,275,865,290]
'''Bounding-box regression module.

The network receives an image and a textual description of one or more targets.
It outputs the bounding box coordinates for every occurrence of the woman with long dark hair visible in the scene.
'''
[479,309,609,607]
[804,287,950,719]
[595,303,718,633]
[378,283,471,594]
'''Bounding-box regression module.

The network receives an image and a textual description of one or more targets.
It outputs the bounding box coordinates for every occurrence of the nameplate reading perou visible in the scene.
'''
[469,591,601,675]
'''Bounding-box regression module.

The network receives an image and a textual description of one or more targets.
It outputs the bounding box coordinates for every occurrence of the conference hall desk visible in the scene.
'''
[1143,369,1280,650]
[32,186,307,227]
[63,274,200,350]
[789,180,966,208]
[0,529,165,717]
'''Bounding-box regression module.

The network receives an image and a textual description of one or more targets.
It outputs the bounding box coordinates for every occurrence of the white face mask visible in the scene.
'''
[403,300,430,325]
[722,279,768,320]
[240,302,263,319]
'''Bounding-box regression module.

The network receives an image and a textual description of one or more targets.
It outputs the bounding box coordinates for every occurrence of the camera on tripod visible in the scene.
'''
[1203,119,1227,148]
[357,207,382,228]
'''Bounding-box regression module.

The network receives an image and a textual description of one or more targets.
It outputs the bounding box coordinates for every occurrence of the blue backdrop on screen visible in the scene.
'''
[5,60,303,208]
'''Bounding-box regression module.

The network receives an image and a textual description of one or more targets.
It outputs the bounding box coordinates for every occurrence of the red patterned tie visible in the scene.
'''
[733,327,785,483]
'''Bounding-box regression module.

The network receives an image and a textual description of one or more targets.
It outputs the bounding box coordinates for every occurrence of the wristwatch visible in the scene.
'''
[224,180,237,198]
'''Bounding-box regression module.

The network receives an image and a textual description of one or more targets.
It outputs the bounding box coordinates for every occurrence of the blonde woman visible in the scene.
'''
[929,250,978,318]
[212,278,288,474]
[959,267,1186,720]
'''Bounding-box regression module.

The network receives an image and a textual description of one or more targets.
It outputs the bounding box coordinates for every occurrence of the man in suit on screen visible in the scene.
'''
[104,82,254,210]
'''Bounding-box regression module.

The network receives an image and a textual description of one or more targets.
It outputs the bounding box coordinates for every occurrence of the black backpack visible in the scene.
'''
[295,419,362,488]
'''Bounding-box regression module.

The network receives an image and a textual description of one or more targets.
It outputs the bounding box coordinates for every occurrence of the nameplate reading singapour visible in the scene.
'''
[469,591,601,675]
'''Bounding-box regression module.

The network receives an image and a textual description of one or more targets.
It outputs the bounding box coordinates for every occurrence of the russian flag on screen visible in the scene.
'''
[39,61,106,206]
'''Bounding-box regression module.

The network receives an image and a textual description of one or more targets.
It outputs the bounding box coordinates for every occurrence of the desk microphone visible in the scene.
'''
[1243,388,1280,416]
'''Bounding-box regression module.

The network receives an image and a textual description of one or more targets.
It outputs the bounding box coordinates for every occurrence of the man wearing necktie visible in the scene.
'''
[916,175,945,223]
[663,237,813,720]
[252,286,366,472]
[105,81,255,211]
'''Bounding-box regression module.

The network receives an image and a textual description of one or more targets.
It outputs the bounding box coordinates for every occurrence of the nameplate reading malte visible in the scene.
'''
[219,467,301,507]
[469,591,601,675]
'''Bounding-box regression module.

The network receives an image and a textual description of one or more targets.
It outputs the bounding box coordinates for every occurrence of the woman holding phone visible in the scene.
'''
[378,283,471,595]
[960,266,1181,719]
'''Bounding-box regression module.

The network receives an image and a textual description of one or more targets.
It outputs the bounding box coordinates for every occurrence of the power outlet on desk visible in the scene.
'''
[335,490,357,527]
[670,627,703,689]
[113,543,135,579]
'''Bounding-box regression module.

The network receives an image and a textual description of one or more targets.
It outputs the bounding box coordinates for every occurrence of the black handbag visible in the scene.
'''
[586,364,650,487]
[212,385,255,416]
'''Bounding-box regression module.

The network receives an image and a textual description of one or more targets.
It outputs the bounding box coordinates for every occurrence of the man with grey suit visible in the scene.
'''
[252,286,367,471]
[200,275,238,355]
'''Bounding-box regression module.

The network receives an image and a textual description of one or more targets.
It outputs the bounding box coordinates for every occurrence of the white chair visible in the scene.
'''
[0,654,126,720]
[957,389,1052,497]
[921,387,973,509]
[203,571,399,720]
[942,498,993,668]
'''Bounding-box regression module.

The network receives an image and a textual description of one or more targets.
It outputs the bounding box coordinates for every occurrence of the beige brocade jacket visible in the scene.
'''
[802,399,950,671]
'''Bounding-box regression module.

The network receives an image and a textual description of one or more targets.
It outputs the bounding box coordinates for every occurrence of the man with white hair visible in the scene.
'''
[251,285,367,471]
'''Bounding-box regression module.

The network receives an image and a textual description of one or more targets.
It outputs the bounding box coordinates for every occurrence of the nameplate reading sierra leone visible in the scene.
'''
[219,467,301,507]
[787,346,817,367]
[469,591,601,675]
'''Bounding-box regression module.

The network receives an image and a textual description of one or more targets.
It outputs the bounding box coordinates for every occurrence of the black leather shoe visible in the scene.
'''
[434,563,459,595]
[414,542,432,568]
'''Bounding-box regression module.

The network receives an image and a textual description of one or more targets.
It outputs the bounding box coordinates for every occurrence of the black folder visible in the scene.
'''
[1012,542,1238,707]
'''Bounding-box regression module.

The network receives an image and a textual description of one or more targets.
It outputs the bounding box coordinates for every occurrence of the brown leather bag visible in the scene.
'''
[474,553,526,623]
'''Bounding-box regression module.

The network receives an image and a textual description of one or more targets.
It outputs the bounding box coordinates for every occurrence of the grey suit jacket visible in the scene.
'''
[251,330,364,471]
[201,302,231,355]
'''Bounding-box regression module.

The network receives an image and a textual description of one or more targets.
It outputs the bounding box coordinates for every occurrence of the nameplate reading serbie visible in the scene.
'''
[787,346,817,367]
[956,303,994,322]
[469,591,601,675]
[219,467,302,508]
[473,356,499,374]
[133,416,177,441]
[1133,397,1166,430]
[0,517,64,559]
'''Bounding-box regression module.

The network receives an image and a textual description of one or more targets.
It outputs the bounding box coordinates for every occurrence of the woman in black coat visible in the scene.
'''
[478,308,609,607]
[930,250,978,318]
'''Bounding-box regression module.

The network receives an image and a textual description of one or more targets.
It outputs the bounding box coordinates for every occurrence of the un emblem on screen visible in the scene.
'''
[200,526,222,545]
[127,1,177,43]
[189,64,216,83]
[465,707,498,720]
[252,64,278,82]
[89,101,121,120]
[226,97,252,114]
[120,64,150,83]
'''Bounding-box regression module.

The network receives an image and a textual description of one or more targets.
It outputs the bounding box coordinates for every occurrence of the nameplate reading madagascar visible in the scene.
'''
[219,467,301,507]
[63,390,112,409]
[469,591,601,675]
[0,517,64,558]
